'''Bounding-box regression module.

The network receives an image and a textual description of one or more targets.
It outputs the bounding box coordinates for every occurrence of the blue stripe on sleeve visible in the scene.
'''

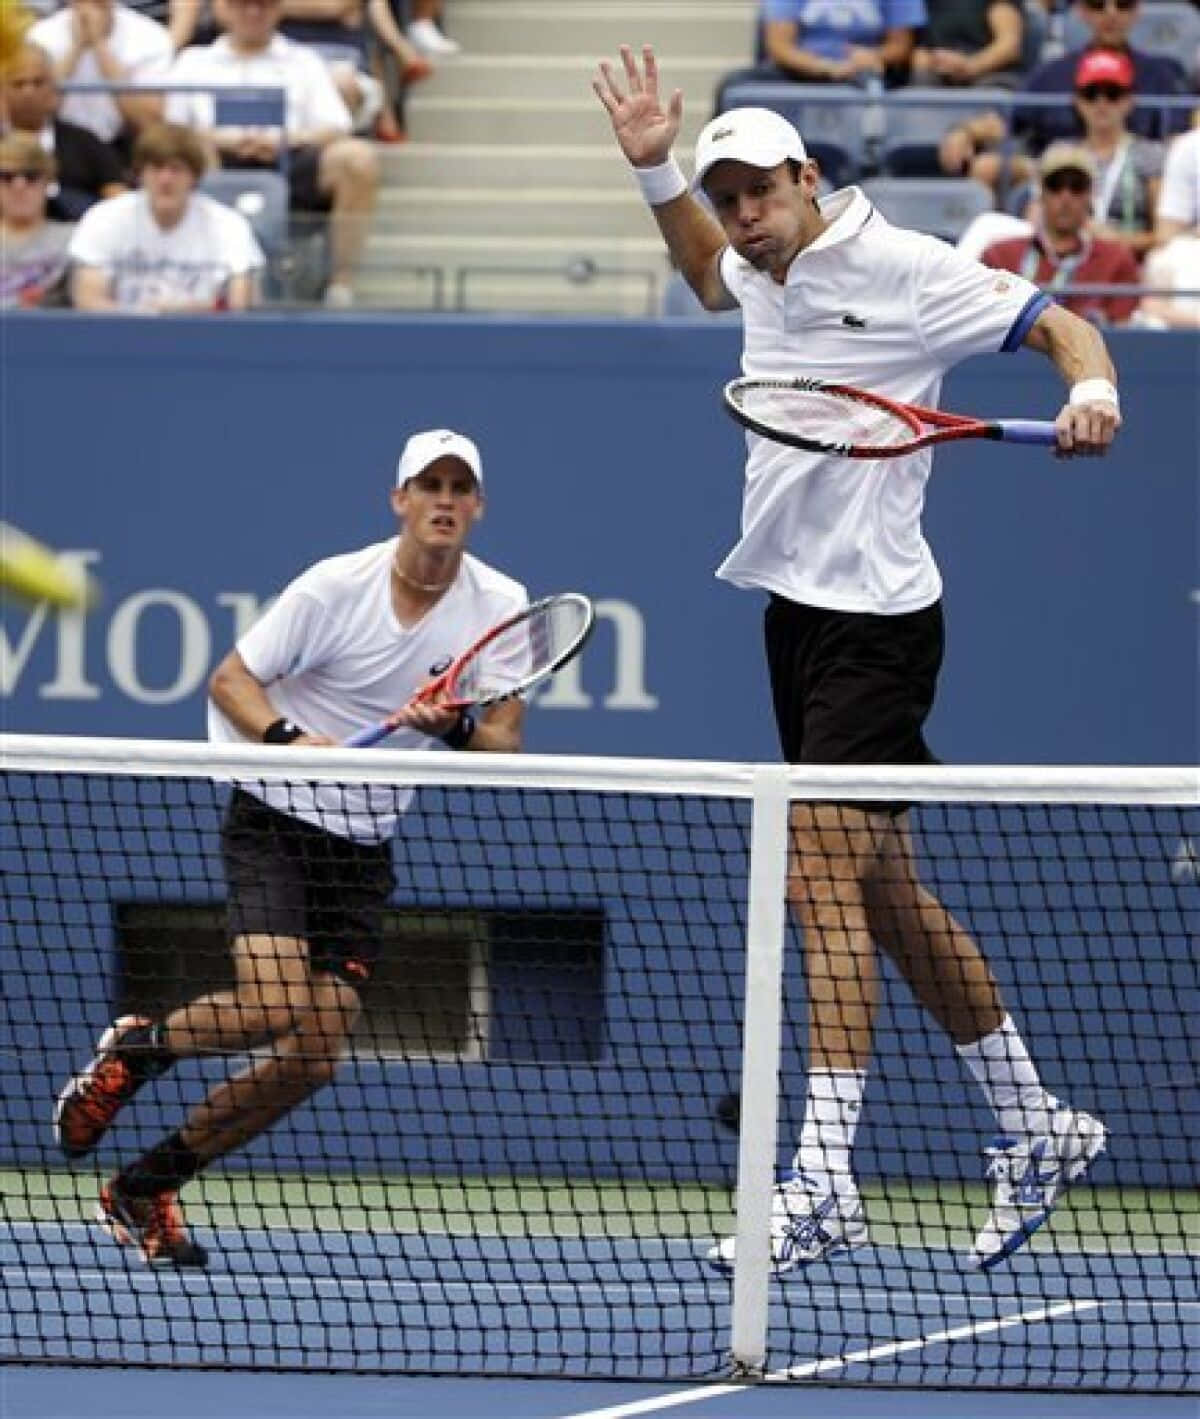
[1001,291,1052,352]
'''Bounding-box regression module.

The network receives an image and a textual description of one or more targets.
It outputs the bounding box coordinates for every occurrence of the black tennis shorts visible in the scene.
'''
[764,595,944,808]
[221,788,396,988]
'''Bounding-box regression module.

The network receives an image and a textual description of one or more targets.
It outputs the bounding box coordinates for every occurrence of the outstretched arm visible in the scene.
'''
[593,44,732,311]
[1022,302,1121,457]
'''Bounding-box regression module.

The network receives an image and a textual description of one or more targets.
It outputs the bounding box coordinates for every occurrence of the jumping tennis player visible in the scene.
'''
[594,46,1120,1274]
[54,429,527,1266]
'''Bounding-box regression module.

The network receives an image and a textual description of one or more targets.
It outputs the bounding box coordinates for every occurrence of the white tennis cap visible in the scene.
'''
[396,428,483,487]
[692,107,808,188]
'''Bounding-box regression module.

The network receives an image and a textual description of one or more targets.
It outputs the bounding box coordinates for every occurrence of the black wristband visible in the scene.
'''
[262,717,305,744]
[440,711,476,750]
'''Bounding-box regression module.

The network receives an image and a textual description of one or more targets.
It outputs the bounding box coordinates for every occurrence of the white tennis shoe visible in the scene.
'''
[707,1171,869,1276]
[970,1106,1107,1270]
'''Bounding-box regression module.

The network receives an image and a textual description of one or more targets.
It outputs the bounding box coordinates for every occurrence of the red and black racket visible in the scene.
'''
[724,376,1058,459]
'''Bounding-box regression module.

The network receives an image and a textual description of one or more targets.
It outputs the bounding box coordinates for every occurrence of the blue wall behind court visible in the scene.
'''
[2,315,1196,764]
[1,317,1196,1193]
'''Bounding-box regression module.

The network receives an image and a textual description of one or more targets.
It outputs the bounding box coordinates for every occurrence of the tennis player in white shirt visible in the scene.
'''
[595,45,1121,1276]
[53,429,528,1268]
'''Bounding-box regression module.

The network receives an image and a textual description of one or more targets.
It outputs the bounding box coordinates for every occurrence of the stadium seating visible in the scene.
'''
[199,168,289,262]
[860,176,995,241]
[880,89,1017,176]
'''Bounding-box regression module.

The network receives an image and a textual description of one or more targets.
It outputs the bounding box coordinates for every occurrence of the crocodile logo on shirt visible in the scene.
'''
[841,312,867,329]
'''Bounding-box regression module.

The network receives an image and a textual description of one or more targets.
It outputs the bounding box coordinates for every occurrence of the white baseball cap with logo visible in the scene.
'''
[396,428,483,488]
[692,107,809,189]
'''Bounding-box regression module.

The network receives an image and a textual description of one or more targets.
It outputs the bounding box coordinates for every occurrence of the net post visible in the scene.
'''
[728,765,790,1377]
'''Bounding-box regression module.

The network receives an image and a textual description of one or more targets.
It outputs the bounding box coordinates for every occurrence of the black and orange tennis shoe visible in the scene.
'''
[54,1014,157,1157]
[97,1180,209,1269]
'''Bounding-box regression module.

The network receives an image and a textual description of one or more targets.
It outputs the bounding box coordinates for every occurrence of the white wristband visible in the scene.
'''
[1069,378,1119,409]
[633,155,687,207]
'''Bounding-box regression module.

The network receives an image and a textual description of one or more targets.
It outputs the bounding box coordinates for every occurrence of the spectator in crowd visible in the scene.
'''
[1063,47,1162,259]
[0,129,73,306]
[165,0,379,306]
[980,141,1141,322]
[69,120,263,311]
[1155,125,1200,243]
[714,0,927,113]
[1,40,127,219]
[940,0,1191,192]
[1133,229,1200,327]
[28,0,172,162]
[1014,0,1192,147]
[404,0,458,58]
[911,0,1026,89]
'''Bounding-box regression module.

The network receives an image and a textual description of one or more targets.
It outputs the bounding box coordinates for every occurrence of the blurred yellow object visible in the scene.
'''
[0,0,31,70]
[1,522,97,610]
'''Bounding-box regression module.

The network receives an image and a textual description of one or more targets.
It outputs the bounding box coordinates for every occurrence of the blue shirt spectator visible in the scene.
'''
[763,0,928,66]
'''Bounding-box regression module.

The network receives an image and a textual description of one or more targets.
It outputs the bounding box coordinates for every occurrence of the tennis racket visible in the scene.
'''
[723,376,1058,459]
[346,592,595,748]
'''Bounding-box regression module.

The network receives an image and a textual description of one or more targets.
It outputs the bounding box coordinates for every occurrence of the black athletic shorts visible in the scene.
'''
[221,788,396,988]
[764,595,944,811]
[221,146,331,213]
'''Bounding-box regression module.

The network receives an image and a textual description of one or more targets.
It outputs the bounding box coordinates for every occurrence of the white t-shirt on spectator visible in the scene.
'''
[165,34,351,143]
[29,3,172,143]
[207,539,529,842]
[715,187,1047,615]
[1156,128,1200,229]
[68,189,264,309]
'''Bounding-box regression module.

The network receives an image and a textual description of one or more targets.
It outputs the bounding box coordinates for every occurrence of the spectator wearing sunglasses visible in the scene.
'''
[1015,0,1191,147]
[0,130,74,307]
[980,142,1141,324]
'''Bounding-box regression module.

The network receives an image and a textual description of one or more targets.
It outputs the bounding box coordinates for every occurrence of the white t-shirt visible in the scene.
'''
[165,34,351,141]
[1156,128,1200,229]
[68,189,264,309]
[716,187,1048,615]
[30,4,173,143]
[208,539,528,842]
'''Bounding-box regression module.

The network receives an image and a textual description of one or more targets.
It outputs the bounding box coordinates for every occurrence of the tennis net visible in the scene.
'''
[0,734,1195,1391]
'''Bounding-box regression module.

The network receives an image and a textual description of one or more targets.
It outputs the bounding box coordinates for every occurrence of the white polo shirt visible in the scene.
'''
[29,4,172,143]
[208,539,528,842]
[165,34,351,142]
[716,187,1049,615]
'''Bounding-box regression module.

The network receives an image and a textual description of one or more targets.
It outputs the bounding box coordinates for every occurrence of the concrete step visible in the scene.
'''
[376,142,697,189]
[443,1,756,60]
[355,231,669,314]
[375,185,671,239]
[404,94,712,147]
[354,267,667,317]
[409,52,728,103]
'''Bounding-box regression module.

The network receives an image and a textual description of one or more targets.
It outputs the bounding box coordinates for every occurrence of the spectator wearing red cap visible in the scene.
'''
[981,142,1142,324]
[1065,47,1163,260]
[1014,0,1190,149]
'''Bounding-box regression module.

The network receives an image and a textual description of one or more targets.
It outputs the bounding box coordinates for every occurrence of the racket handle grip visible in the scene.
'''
[345,722,392,748]
[994,419,1059,446]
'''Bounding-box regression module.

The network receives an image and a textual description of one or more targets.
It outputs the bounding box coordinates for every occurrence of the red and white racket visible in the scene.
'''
[724,376,1058,459]
[346,592,595,748]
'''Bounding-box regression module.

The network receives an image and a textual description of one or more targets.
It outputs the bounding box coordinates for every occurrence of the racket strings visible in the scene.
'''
[456,599,590,701]
[737,386,915,449]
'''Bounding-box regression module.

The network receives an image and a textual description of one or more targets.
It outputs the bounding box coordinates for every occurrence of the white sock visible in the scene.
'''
[792,1068,866,1182]
[957,1015,1056,1138]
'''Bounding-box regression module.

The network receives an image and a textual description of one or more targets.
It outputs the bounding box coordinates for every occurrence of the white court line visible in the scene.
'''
[559,1299,1104,1419]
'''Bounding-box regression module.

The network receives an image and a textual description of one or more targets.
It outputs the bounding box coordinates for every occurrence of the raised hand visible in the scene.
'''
[592,44,683,169]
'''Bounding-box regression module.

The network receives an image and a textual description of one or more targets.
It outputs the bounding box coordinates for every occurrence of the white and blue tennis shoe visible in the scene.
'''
[970,1106,1107,1270]
[707,1170,869,1276]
